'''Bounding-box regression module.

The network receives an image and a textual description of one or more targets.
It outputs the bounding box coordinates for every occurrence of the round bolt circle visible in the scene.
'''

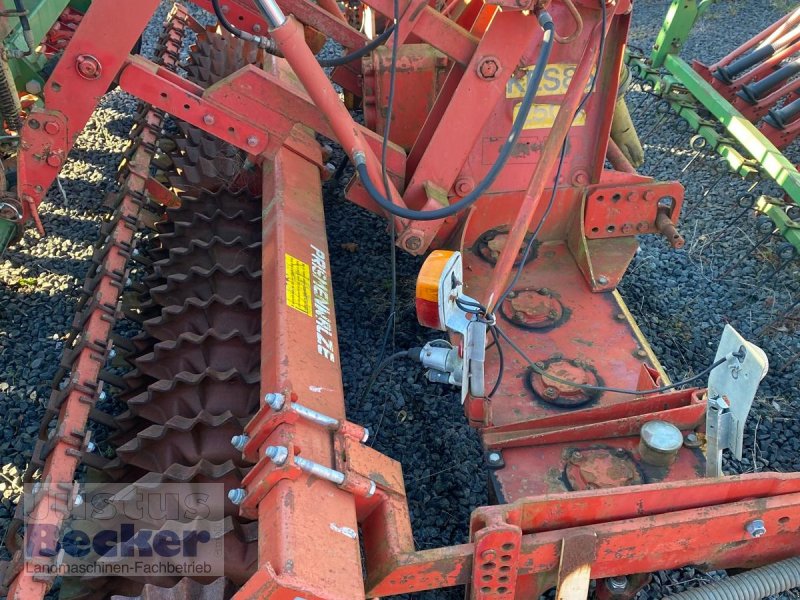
[455,178,475,196]
[76,54,102,80]
[44,121,60,135]
[477,57,500,80]
[404,236,422,251]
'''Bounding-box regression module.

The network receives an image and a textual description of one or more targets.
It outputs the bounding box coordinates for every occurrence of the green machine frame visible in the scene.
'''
[626,0,800,253]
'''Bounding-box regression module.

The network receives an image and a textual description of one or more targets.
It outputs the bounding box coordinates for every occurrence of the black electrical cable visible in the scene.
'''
[487,326,503,399]
[494,323,730,395]
[495,0,607,313]
[356,349,420,405]
[355,12,556,221]
[371,0,401,392]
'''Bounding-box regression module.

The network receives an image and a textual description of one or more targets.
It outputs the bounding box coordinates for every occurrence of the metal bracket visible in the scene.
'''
[705,325,769,477]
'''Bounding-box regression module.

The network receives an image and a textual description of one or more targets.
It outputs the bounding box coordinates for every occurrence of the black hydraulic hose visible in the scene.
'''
[12,0,34,57]
[662,557,800,600]
[212,0,282,53]
[354,12,556,221]
[318,26,395,67]
[215,0,395,66]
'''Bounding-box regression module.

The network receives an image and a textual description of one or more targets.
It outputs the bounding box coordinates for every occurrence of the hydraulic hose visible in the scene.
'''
[12,0,34,57]
[355,11,556,221]
[217,0,395,66]
[662,557,800,600]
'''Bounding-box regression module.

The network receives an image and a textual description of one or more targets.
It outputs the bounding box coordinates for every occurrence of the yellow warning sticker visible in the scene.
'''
[285,254,313,316]
[513,102,587,130]
[506,63,595,99]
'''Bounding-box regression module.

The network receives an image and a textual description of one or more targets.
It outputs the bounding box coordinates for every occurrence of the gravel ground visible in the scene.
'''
[0,1,798,599]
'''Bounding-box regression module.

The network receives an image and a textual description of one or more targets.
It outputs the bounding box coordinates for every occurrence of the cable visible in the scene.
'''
[355,12,556,221]
[494,323,731,395]
[356,349,420,405]
[487,326,503,398]
[371,0,401,399]
[495,0,607,313]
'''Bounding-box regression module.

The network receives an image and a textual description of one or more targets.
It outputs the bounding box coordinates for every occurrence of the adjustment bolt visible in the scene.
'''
[228,488,247,505]
[231,435,250,451]
[266,445,290,466]
[203,114,215,125]
[745,519,766,538]
[607,576,628,592]
[264,392,286,410]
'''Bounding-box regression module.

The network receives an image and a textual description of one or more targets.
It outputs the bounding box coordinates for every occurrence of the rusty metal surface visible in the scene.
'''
[111,577,237,600]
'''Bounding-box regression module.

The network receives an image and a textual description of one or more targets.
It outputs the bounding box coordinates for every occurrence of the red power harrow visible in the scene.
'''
[1,0,799,599]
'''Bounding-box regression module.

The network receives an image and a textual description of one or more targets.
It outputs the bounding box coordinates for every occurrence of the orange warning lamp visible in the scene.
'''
[416,250,458,331]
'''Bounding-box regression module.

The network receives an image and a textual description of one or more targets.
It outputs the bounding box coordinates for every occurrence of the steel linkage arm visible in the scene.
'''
[362,473,800,598]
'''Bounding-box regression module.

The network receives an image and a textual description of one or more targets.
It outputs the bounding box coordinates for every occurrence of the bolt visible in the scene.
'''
[488,451,502,465]
[637,221,649,233]
[75,54,102,79]
[44,121,60,135]
[513,310,525,322]
[455,178,474,196]
[404,236,422,251]
[32,482,41,495]
[25,80,42,95]
[362,427,370,443]
[477,57,500,80]
[570,450,584,462]
[46,153,63,168]
[684,432,702,448]
[86,441,96,453]
[228,488,247,505]
[621,223,633,234]
[615,313,626,321]
[231,435,250,451]
[98,391,107,401]
[481,549,497,561]
[265,445,289,466]
[322,162,336,181]
[543,387,559,399]
[108,348,117,359]
[203,114,215,125]
[246,135,259,148]
[635,349,648,359]
[597,275,609,285]
[745,519,766,538]
[264,392,286,410]
[572,170,590,186]
[607,576,628,592]
[253,23,262,33]
[73,494,83,507]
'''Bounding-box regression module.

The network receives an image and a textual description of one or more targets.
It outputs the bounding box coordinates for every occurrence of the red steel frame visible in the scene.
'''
[5,0,800,598]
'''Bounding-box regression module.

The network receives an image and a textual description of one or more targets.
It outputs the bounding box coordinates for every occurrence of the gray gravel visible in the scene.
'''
[0,1,797,599]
